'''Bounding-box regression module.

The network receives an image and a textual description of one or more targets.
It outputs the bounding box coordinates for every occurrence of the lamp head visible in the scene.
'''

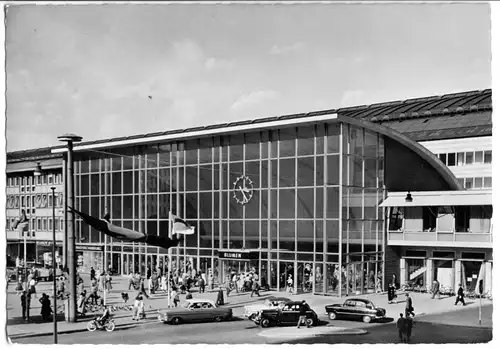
[405,191,413,203]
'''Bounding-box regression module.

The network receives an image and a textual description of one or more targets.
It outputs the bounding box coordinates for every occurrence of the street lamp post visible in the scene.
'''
[51,187,58,344]
[58,133,82,323]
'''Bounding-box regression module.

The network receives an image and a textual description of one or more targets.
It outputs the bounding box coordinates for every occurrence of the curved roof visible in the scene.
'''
[48,88,491,154]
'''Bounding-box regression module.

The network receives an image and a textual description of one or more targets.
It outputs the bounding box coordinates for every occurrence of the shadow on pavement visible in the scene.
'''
[376,317,394,324]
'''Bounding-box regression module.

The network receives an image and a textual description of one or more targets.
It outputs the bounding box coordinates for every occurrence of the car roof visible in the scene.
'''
[186,299,215,304]
[268,297,292,302]
[285,301,307,305]
[346,298,371,303]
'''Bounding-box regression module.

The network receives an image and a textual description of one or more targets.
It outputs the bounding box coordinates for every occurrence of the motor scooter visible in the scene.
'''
[86,317,116,332]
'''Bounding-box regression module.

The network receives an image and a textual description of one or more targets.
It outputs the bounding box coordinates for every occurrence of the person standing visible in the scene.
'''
[128,272,136,290]
[105,273,113,292]
[405,315,414,343]
[171,288,179,307]
[25,290,32,322]
[455,284,466,306]
[20,291,28,321]
[431,279,440,299]
[28,276,37,298]
[90,267,96,282]
[98,272,105,293]
[39,293,52,321]
[296,300,310,329]
[396,313,406,342]
[132,295,142,321]
[405,293,415,317]
[198,276,206,293]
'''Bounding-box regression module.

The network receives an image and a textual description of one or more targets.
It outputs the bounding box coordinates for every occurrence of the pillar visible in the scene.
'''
[400,259,406,286]
[485,261,492,295]
[426,259,433,288]
[454,260,462,292]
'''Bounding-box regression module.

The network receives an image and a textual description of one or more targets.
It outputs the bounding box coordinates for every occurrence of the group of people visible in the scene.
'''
[227,271,264,297]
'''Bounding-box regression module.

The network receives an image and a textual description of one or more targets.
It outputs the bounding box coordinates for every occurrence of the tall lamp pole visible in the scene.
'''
[58,133,82,323]
[51,187,58,344]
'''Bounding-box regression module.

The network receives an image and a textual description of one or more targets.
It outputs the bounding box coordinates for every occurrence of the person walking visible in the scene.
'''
[250,280,261,297]
[405,293,415,317]
[287,275,294,295]
[161,274,167,293]
[39,293,52,322]
[20,291,28,321]
[405,314,414,343]
[396,313,407,342]
[455,284,466,306]
[89,280,99,305]
[431,279,440,299]
[77,291,87,317]
[171,288,180,307]
[90,267,96,282]
[132,295,142,321]
[296,300,310,329]
[198,275,206,293]
[105,273,113,292]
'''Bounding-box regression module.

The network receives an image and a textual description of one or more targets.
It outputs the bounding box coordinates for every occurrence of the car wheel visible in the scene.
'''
[328,312,337,320]
[214,316,223,322]
[171,317,182,325]
[306,318,314,327]
[260,318,270,328]
[362,315,372,323]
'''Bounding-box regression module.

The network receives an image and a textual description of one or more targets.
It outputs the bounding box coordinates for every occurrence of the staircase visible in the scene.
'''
[409,266,427,281]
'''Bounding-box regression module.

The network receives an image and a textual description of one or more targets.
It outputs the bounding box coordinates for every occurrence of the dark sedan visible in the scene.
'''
[325,298,386,323]
[253,301,319,328]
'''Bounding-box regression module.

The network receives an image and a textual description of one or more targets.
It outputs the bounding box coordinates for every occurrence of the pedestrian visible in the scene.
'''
[128,272,136,290]
[171,288,179,307]
[89,280,99,305]
[198,275,205,293]
[28,276,37,297]
[455,284,466,306]
[405,314,414,342]
[98,272,105,292]
[90,267,96,282]
[77,291,87,316]
[160,274,167,293]
[405,293,415,317]
[20,291,27,321]
[250,280,261,297]
[138,296,146,319]
[396,313,407,342]
[39,293,52,322]
[431,279,440,299]
[25,290,32,321]
[208,273,214,291]
[132,295,142,320]
[57,277,66,299]
[139,276,150,299]
[296,300,310,328]
[105,273,113,292]
[287,275,294,295]
[151,272,158,294]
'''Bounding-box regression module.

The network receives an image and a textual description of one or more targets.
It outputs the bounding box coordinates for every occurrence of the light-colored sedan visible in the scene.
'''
[157,299,233,325]
[243,297,292,320]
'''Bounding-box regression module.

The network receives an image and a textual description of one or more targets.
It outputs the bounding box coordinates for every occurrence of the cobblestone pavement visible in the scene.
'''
[6,273,493,340]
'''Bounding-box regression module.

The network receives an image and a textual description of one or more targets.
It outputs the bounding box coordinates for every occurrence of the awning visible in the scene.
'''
[379,190,492,207]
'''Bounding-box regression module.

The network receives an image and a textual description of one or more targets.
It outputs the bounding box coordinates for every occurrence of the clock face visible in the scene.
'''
[232,175,254,205]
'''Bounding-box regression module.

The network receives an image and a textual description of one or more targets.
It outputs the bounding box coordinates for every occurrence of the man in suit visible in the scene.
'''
[396,313,407,342]
[455,284,466,306]
[405,293,415,317]
[431,279,440,299]
[20,291,27,320]
[296,300,310,329]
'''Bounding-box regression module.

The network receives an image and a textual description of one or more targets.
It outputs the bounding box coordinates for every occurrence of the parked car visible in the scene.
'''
[157,299,233,325]
[325,298,386,323]
[244,296,292,320]
[253,301,319,328]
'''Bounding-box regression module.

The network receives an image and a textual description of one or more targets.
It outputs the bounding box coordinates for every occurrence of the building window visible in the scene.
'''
[7,177,11,187]
[37,176,42,185]
[48,219,52,231]
[60,219,64,231]
[455,207,470,232]
[461,252,485,260]
[474,151,484,164]
[483,177,492,188]
[464,152,473,165]
[48,175,53,184]
[32,196,36,207]
[37,218,41,230]
[28,177,32,186]
[484,150,492,164]
[464,178,473,189]
[432,251,455,259]
[473,178,483,189]
[21,196,25,207]
[22,177,26,186]
[422,207,437,231]
[42,218,47,231]
[439,153,447,164]
[42,175,47,185]
[48,195,53,207]
[6,219,10,230]
[447,153,456,166]
[456,152,465,166]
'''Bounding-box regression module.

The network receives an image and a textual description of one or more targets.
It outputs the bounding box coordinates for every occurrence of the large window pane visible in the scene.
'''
[230,135,244,162]
[245,132,261,160]
[81,175,89,196]
[326,123,340,154]
[146,169,158,193]
[364,158,377,188]
[316,124,325,155]
[199,138,213,164]
[297,157,315,187]
[279,158,295,187]
[90,174,99,195]
[315,221,324,252]
[112,196,122,219]
[465,152,474,165]
[484,150,492,164]
[199,166,213,191]
[279,189,296,219]
[348,187,363,219]
[316,156,324,186]
[245,190,260,219]
[112,172,122,194]
[316,188,323,218]
[123,195,133,219]
[326,220,340,253]
[184,140,199,165]
[364,130,378,158]
[297,188,314,219]
[326,155,339,185]
[123,171,133,194]
[158,169,170,192]
[279,220,295,248]
[185,193,198,219]
[326,187,340,218]
[245,161,260,189]
[474,151,484,164]
[279,128,296,158]
[364,189,378,219]
[297,126,315,156]
[297,220,314,251]
[198,192,212,219]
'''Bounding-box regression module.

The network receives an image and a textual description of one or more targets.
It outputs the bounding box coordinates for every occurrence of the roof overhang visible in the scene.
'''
[379,190,492,207]
[51,113,338,154]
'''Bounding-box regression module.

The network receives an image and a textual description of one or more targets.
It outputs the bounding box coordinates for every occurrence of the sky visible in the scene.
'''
[5,2,492,152]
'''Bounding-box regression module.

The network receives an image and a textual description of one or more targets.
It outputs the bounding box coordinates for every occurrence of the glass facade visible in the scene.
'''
[73,122,385,296]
